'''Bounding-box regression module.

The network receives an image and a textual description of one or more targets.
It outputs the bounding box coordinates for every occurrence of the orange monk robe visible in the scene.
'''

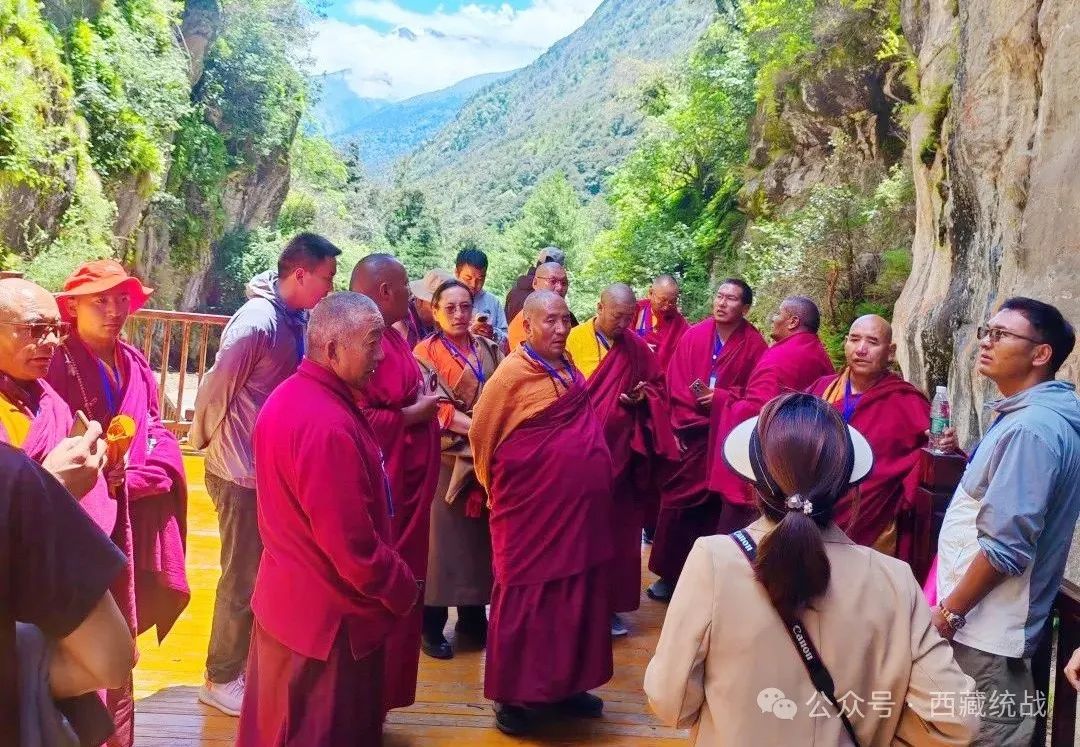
[506,313,526,353]
[565,320,679,612]
[470,349,614,704]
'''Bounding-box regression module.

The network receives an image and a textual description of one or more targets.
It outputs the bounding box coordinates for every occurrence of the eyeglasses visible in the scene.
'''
[977,326,1043,345]
[0,320,70,343]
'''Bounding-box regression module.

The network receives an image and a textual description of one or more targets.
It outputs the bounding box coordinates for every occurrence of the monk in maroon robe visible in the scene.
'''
[471,291,613,737]
[707,296,834,505]
[238,293,418,745]
[646,279,766,602]
[350,255,440,714]
[808,315,930,556]
[633,275,689,541]
[565,284,678,635]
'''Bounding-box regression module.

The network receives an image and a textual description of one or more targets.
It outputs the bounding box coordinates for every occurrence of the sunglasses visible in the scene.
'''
[0,320,71,343]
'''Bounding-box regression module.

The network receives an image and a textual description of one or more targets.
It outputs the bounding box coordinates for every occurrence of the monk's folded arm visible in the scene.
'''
[297,431,418,617]
[644,538,713,728]
[124,463,174,500]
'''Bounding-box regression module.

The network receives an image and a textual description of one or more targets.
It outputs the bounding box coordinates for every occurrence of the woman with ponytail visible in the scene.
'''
[644,393,978,745]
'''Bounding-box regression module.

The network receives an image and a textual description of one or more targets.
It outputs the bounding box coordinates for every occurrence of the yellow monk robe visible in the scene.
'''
[506,312,526,352]
[564,319,609,379]
[0,392,31,447]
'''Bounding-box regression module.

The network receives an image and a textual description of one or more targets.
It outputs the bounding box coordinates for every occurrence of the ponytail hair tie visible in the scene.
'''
[784,494,814,516]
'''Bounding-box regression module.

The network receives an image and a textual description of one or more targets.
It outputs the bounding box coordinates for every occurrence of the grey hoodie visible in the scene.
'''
[189,271,307,487]
[937,380,1080,658]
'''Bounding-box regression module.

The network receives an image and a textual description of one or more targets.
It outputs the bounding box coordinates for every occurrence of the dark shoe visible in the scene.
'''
[455,619,488,647]
[421,634,453,660]
[646,578,673,602]
[555,691,603,718]
[494,703,532,736]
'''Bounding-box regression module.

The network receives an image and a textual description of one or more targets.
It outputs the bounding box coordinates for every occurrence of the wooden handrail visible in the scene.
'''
[125,308,229,437]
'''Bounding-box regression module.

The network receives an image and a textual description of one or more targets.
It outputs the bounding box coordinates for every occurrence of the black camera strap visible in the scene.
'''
[731,530,860,746]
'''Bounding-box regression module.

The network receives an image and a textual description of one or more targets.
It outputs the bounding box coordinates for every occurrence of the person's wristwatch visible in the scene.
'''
[938,602,966,631]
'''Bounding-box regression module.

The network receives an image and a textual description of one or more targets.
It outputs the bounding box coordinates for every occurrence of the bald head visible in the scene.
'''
[522,290,572,362]
[596,283,637,340]
[0,278,63,381]
[770,294,822,342]
[845,314,895,377]
[307,292,386,390]
[349,254,410,325]
[533,261,569,298]
[648,274,680,319]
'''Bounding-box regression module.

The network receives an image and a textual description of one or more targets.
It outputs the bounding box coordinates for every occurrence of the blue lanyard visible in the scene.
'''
[380,456,395,518]
[841,378,863,423]
[708,333,724,388]
[96,358,121,416]
[636,305,651,337]
[523,343,576,389]
[595,327,611,352]
[440,334,485,383]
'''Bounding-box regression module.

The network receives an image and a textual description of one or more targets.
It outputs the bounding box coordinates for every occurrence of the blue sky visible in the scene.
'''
[310,0,603,101]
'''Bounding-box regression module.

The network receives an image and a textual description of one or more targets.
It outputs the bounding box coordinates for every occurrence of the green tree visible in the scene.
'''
[383,188,443,278]
[500,172,589,286]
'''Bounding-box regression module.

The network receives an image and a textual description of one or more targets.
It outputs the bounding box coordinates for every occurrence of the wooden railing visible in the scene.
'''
[125,309,229,437]
[916,450,1079,746]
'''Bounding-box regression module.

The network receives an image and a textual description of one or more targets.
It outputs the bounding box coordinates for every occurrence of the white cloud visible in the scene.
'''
[311,0,604,100]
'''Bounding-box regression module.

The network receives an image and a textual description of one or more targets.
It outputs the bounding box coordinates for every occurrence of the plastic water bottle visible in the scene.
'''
[929,386,951,454]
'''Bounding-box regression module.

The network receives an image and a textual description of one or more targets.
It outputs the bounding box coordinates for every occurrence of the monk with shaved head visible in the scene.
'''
[565,284,678,636]
[808,314,932,556]
[506,261,577,350]
[634,274,689,369]
[471,290,614,735]
[237,292,419,745]
[350,254,440,716]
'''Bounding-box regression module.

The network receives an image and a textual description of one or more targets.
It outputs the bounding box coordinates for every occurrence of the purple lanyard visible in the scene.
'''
[708,333,723,388]
[841,378,863,423]
[380,457,395,518]
[636,305,651,337]
[523,343,577,389]
[595,330,611,352]
[439,334,485,383]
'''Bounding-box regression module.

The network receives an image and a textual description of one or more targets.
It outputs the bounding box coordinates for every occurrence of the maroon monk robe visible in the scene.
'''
[706,331,834,501]
[240,359,417,746]
[355,326,439,713]
[808,372,930,551]
[633,298,689,371]
[648,319,767,582]
[483,383,614,703]
[584,332,679,612]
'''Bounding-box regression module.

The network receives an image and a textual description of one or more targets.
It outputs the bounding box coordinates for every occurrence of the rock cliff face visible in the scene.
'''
[893,0,1080,442]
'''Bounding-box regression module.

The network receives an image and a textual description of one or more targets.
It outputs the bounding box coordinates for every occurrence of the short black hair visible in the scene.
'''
[718,278,753,306]
[278,233,342,277]
[1000,297,1076,374]
[455,248,488,272]
[785,295,821,333]
[432,279,473,307]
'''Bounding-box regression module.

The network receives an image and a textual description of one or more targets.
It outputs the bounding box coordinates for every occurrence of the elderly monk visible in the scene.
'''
[237,293,419,746]
[413,279,503,660]
[471,290,614,736]
[47,261,190,746]
[506,261,576,351]
[634,274,690,370]
[350,254,440,714]
[706,295,834,503]
[565,284,679,637]
[808,315,930,556]
[646,279,767,602]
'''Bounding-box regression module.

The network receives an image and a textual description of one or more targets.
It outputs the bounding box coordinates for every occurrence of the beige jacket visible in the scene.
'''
[644,519,978,746]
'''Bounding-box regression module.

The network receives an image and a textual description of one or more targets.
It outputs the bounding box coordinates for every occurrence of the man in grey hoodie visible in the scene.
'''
[189,233,341,716]
[934,297,1079,746]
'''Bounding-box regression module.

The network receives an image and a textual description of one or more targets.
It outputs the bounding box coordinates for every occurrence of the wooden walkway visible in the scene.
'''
[133,455,689,745]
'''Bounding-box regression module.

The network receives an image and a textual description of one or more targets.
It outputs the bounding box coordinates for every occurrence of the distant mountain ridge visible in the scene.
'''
[308,70,515,175]
[405,0,718,229]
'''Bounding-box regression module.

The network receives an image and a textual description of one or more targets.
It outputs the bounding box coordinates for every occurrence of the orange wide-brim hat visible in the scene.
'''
[56,259,154,320]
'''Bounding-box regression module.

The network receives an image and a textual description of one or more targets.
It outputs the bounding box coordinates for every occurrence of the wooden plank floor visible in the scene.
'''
[133,454,689,745]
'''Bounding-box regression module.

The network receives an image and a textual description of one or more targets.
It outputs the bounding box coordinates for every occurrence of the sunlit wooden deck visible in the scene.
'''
[132,454,688,745]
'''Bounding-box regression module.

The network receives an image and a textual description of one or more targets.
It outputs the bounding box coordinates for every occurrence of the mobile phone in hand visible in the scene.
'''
[68,410,91,438]
[427,370,439,394]
[475,314,490,325]
[689,379,707,398]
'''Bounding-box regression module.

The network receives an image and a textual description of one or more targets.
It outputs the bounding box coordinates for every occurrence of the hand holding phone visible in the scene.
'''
[689,378,707,398]
[68,410,91,438]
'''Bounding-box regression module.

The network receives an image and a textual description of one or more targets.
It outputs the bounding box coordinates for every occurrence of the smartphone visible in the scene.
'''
[68,410,91,438]
[427,370,439,394]
[689,379,707,398]
[475,314,490,325]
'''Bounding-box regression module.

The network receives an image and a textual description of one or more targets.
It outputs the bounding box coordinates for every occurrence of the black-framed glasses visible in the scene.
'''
[0,320,70,343]
[977,326,1043,345]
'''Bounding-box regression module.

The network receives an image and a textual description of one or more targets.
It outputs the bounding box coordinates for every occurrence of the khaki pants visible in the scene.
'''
[951,640,1037,746]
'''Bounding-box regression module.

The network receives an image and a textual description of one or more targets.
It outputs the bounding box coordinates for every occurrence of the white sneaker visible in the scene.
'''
[611,614,629,638]
[198,674,245,717]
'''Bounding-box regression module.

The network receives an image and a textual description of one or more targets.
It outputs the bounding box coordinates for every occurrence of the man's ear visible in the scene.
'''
[64,297,78,319]
[326,338,338,365]
[522,317,532,338]
[1032,342,1054,370]
[888,342,897,365]
[596,301,602,316]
